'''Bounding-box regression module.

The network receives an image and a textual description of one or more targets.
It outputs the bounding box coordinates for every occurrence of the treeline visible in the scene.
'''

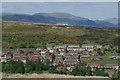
[2,59,109,77]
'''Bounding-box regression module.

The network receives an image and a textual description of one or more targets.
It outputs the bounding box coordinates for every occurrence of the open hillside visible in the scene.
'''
[2,20,119,49]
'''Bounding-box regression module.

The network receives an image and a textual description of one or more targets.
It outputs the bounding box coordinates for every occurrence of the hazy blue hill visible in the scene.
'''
[104,18,118,25]
[34,12,88,21]
[2,12,117,27]
[95,20,118,27]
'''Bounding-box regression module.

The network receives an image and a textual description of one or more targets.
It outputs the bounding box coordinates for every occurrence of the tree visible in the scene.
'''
[7,51,13,58]
[62,56,65,61]
[65,47,68,53]
[2,60,25,74]
[52,54,56,63]
[20,50,24,54]
[86,66,92,76]
[97,48,103,56]
[26,51,33,55]
[78,55,81,62]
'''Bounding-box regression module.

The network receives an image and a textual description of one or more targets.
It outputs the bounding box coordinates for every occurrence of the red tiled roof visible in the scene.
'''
[48,58,52,60]
[67,65,70,67]
[29,56,33,58]
[81,66,85,69]
[66,58,69,59]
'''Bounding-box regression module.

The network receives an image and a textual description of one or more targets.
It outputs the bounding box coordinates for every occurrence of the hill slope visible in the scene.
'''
[2,12,117,27]
[2,20,119,49]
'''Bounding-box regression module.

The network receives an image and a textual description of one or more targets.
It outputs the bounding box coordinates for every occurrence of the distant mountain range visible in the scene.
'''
[2,12,118,27]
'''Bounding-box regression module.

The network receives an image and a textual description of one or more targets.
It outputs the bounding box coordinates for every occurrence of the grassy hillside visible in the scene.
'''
[2,20,119,49]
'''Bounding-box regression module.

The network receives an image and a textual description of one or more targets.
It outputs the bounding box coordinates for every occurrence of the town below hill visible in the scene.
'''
[1,20,119,79]
[1,44,119,78]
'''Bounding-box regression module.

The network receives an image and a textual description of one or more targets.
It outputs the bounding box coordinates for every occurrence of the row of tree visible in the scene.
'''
[2,59,109,77]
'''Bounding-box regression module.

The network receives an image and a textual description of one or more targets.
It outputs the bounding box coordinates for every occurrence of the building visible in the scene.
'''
[36,47,44,51]
[68,44,80,48]
[91,51,98,56]
[54,45,66,49]
[82,44,94,49]
[96,45,102,49]
[104,64,119,69]
[87,64,101,68]
[80,56,101,62]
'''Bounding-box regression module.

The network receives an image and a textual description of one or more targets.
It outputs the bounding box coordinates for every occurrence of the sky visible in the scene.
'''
[2,2,118,20]
[1,0,119,2]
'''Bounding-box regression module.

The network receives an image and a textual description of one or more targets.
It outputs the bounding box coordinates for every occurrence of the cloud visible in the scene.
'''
[1,0,119,2]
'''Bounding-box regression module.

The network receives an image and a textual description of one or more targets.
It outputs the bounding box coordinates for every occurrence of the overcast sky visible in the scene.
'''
[1,0,119,2]
[2,2,118,20]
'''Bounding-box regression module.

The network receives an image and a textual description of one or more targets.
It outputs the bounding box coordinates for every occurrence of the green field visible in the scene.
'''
[87,59,118,65]
[99,52,118,59]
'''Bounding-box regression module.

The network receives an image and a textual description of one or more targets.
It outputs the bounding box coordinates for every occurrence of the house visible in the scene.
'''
[47,46,55,53]
[40,50,46,57]
[96,45,102,49]
[64,53,71,58]
[67,47,74,51]
[109,56,116,59]
[47,46,53,50]
[67,65,75,72]
[49,49,55,53]
[79,48,85,51]
[53,62,60,66]
[45,56,52,61]
[33,51,40,57]
[54,45,66,49]
[29,55,39,61]
[0,54,12,62]
[87,48,94,51]
[53,51,59,56]
[54,56,63,62]
[14,57,26,63]
[104,64,119,69]
[53,56,63,65]
[91,51,98,56]
[60,51,66,56]
[68,51,78,55]
[68,44,80,48]
[82,44,94,49]
[16,48,35,55]
[36,47,44,51]
[103,45,110,49]
[2,49,14,54]
[63,57,78,65]
[0,57,7,62]
[63,60,78,65]
[58,48,65,52]
[80,56,101,62]
[87,64,101,68]
[81,51,90,57]
[13,53,26,63]
[13,53,26,59]
[67,47,84,52]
